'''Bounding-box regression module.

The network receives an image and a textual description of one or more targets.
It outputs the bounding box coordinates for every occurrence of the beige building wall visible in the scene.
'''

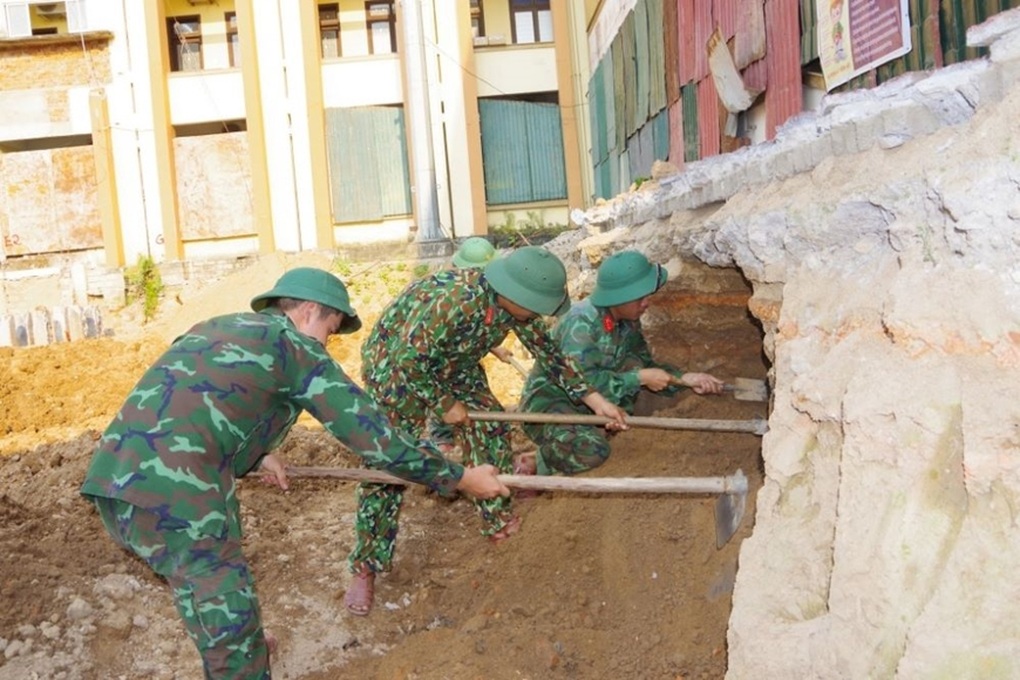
[0,0,596,271]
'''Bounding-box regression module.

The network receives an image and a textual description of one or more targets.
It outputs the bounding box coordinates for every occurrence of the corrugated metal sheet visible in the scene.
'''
[717,0,738,39]
[693,0,712,80]
[663,0,681,103]
[622,13,638,137]
[628,125,654,180]
[326,106,413,223]
[651,107,671,162]
[603,48,617,160]
[478,99,566,205]
[588,60,608,166]
[742,55,768,93]
[647,0,668,115]
[763,0,801,140]
[612,37,626,150]
[677,0,696,83]
[681,82,699,162]
[634,0,651,131]
[668,99,685,167]
[593,159,610,199]
[800,0,817,64]
[697,76,720,157]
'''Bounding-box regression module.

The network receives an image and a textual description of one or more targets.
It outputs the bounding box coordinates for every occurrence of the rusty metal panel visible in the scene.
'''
[647,0,668,114]
[588,60,608,165]
[717,0,739,39]
[697,76,721,158]
[622,12,638,138]
[0,147,102,256]
[734,0,767,68]
[612,36,627,150]
[635,0,652,130]
[681,83,699,162]
[663,0,681,104]
[693,0,712,80]
[742,55,768,93]
[628,123,655,180]
[175,133,254,241]
[677,0,696,84]
[651,106,671,162]
[668,99,686,168]
[763,0,802,140]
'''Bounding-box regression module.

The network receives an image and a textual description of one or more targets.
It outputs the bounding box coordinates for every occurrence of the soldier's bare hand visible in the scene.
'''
[259,454,289,490]
[679,372,725,395]
[442,400,470,425]
[638,368,673,392]
[457,464,510,499]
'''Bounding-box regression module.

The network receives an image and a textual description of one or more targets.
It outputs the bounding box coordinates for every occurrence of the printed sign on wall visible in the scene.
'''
[817,0,911,90]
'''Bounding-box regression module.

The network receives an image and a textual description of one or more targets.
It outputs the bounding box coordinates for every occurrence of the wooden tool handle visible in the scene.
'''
[286,466,748,495]
[466,410,767,435]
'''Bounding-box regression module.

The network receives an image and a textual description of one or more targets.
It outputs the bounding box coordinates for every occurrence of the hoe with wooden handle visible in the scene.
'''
[500,353,768,403]
[286,466,749,548]
[467,410,768,436]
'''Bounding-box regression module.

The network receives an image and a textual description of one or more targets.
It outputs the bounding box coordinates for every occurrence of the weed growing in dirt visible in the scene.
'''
[126,255,164,322]
[491,211,570,249]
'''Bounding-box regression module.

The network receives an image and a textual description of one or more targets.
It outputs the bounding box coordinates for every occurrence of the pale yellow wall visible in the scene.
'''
[165,0,237,70]
[336,0,370,57]
[483,0,511,43]
[28,6,67,33]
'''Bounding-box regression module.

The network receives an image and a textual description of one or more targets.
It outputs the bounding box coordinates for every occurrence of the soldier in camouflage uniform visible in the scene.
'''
[428,236,506,452]
[345,246,628,616]
[80,267,509,680]
[519,251,725,476]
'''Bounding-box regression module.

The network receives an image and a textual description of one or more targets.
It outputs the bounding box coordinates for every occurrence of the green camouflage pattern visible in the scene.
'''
[519,299,686,475]
[350,268,592,569]
[93,496,269,679]
[80,309,463,542]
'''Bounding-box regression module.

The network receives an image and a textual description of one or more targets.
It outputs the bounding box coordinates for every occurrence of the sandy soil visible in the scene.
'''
[0,254,766,679]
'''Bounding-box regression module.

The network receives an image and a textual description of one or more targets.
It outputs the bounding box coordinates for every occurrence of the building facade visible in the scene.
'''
[0,0,591,273]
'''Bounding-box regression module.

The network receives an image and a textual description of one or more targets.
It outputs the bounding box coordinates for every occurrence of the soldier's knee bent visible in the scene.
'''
[179,586,270,680]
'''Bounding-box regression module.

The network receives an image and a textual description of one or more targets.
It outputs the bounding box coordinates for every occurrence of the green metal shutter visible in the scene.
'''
[479,99,567,205]
[325,106,411,224]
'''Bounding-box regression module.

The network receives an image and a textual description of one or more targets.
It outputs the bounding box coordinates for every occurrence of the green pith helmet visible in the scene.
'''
[484,246,570,316]
[250,267,362,334]
[452,237,497,269]
[589,251,667,307]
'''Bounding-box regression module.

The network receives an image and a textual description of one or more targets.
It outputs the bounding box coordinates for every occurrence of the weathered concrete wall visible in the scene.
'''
[0,146,103,256]
[174,132,254,241]
[560,10,1020,678]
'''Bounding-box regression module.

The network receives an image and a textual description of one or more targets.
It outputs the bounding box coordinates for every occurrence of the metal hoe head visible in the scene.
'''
[714,469,748,548]
[724,377,769,402]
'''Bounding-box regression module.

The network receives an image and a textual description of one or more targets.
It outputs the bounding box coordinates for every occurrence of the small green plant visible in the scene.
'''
[490,211,571,249]
[333,258,353,278]
[412,263,431,278]
[126,255,163,322]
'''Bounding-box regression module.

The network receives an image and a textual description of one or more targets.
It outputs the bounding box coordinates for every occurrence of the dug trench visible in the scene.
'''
[0,257,767,679]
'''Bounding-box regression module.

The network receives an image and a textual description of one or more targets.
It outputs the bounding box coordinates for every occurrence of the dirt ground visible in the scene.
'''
[0,254,767,680]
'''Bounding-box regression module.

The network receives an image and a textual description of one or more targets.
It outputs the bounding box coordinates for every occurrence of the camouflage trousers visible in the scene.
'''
[350,376,514,574]
[519,399,613,476]
[91,496,270,680]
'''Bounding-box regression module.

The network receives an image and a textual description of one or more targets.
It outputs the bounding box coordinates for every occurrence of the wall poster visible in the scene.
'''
[817,0,911,90]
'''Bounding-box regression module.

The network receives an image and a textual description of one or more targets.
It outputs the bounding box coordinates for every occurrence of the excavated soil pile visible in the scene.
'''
[0,253,766,680]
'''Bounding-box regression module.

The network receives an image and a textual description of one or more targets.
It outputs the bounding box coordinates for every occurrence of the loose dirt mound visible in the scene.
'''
[0,256,766,679]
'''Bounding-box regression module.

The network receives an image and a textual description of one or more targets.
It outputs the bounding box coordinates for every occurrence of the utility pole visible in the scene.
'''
[399,0,450,258]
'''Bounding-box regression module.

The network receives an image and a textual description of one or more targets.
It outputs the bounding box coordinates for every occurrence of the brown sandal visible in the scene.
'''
[344,570,375,616]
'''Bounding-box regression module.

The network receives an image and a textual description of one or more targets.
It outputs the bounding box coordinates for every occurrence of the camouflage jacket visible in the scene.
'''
[362,268,591,416]
[521,299,684,413]
[80,310,462,539]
